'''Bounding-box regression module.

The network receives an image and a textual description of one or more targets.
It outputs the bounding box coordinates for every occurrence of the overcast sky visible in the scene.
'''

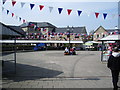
[0,0,119,33]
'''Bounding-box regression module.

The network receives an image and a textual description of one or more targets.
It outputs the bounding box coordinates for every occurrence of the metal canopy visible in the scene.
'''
[0,40,83,44]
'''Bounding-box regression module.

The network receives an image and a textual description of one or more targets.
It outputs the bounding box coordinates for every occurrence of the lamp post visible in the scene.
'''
[67,26,74,54]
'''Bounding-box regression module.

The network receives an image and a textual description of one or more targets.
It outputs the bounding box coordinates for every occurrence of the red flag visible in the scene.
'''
[95,12,99,18]
[12,0,16,6]
[23,19,25,23]
[39,5,44,10]
[67,9,72,15]
[12,13,14,17]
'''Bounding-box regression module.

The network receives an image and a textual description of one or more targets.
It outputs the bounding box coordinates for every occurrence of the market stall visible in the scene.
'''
[99,34,120,61]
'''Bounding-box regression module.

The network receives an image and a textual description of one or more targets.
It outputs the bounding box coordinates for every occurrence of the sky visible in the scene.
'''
[0,0,120,34]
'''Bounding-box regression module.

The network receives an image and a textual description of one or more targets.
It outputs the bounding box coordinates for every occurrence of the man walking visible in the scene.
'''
[107,47,120,90]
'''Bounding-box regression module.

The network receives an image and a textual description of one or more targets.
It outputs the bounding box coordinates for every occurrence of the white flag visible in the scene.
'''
[49,6,53,13]
[2,7,4,11]
[21,2,25,8]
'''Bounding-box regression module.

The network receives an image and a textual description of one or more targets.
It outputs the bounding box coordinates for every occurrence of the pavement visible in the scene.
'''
[1,51,120,89]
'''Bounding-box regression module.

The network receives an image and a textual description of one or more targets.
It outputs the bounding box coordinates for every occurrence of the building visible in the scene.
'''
[0,22,25,40]
[93,26,120,41]
[20,22,87,41]
[20,22,56,40]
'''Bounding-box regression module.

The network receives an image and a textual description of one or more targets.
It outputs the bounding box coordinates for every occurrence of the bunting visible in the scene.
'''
[21,2,25,8]
[58,8,63,14]
[7,10,9,14]
[19,17,21,21]
[12,0,16,7]
[77,10,82,16]
[67,9,72,15]
[103,13,107,19]
[49,7,53,13]
[2,1,119,20]
[23,19,25,23]
[12,13,14,17]
[2,7,4,11]
[39,5,44,11]
[95,12,99,18]
[3,0,7,4]
[2,7,27,23]
[30,4,35,10]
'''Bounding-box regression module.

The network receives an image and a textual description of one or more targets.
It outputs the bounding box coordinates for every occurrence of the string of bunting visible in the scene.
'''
[2,6,26,23]
[2,0,120,23]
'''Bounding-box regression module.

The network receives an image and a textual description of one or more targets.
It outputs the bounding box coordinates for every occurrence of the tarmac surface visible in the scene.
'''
[2,51,120,89]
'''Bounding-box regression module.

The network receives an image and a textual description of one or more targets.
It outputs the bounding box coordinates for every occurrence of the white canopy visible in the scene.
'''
[100,35,120,41]
[0,40,83,44]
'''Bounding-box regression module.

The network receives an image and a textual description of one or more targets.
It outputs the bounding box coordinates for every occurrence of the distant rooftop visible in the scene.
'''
[20,22,56,28]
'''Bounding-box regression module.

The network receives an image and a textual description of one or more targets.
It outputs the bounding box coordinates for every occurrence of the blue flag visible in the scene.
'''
[77,10,82,16]
[7,10,9,14]
[30,4,35,10]
[103,13,107,19]
[58,8,63,14]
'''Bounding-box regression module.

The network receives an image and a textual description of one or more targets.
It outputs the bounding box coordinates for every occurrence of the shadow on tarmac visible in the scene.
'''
[2,61,63,82]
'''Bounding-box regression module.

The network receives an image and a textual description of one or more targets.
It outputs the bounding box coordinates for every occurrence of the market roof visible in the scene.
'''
[0,40,83,44]
[55,27,87,34]
[99,34,120,41]
[0,22,25,36]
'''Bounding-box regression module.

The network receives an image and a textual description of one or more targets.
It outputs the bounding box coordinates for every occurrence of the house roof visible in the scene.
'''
[99,34,120,41]
[94,26,120,34]
[55,27,87,34]
[93,26,107,33]
[106,29,120,33]
[20,22,56,28]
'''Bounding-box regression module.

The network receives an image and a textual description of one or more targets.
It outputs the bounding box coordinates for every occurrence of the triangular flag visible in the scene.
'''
[103,13,107,19]
[95,12,99,18]
[30,4,35,10]
[67,9,72,15]
[12,13,14,17]
[58,8,63,14]
[2,7,4,11]
[21,2,25,8]
[49,7,53,13]
[39,5,44,10]
[16,16,18,19]
[3,0,7,4]
[77,10,82,16]
[7,10,9,14]
[19,17,21,21]
[23,19,25,23]
[12,0,16,6]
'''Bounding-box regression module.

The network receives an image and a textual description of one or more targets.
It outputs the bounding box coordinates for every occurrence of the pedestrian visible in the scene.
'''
[107,47,120,90]
[108,45,113,56]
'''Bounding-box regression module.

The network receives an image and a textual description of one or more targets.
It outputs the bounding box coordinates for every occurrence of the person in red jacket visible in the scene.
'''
[107,47,120,90]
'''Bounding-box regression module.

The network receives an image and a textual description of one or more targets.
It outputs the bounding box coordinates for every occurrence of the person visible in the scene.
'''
[64,47,69,55]
[107,47,120,90]
[108,45,113,56]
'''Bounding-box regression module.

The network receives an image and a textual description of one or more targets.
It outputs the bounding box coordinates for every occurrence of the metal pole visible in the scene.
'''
[69,30,70,54]
[14,36,16,74]
[101,41,104,61]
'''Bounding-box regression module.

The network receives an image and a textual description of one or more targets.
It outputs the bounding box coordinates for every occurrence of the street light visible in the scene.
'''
[67,26,74,54]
